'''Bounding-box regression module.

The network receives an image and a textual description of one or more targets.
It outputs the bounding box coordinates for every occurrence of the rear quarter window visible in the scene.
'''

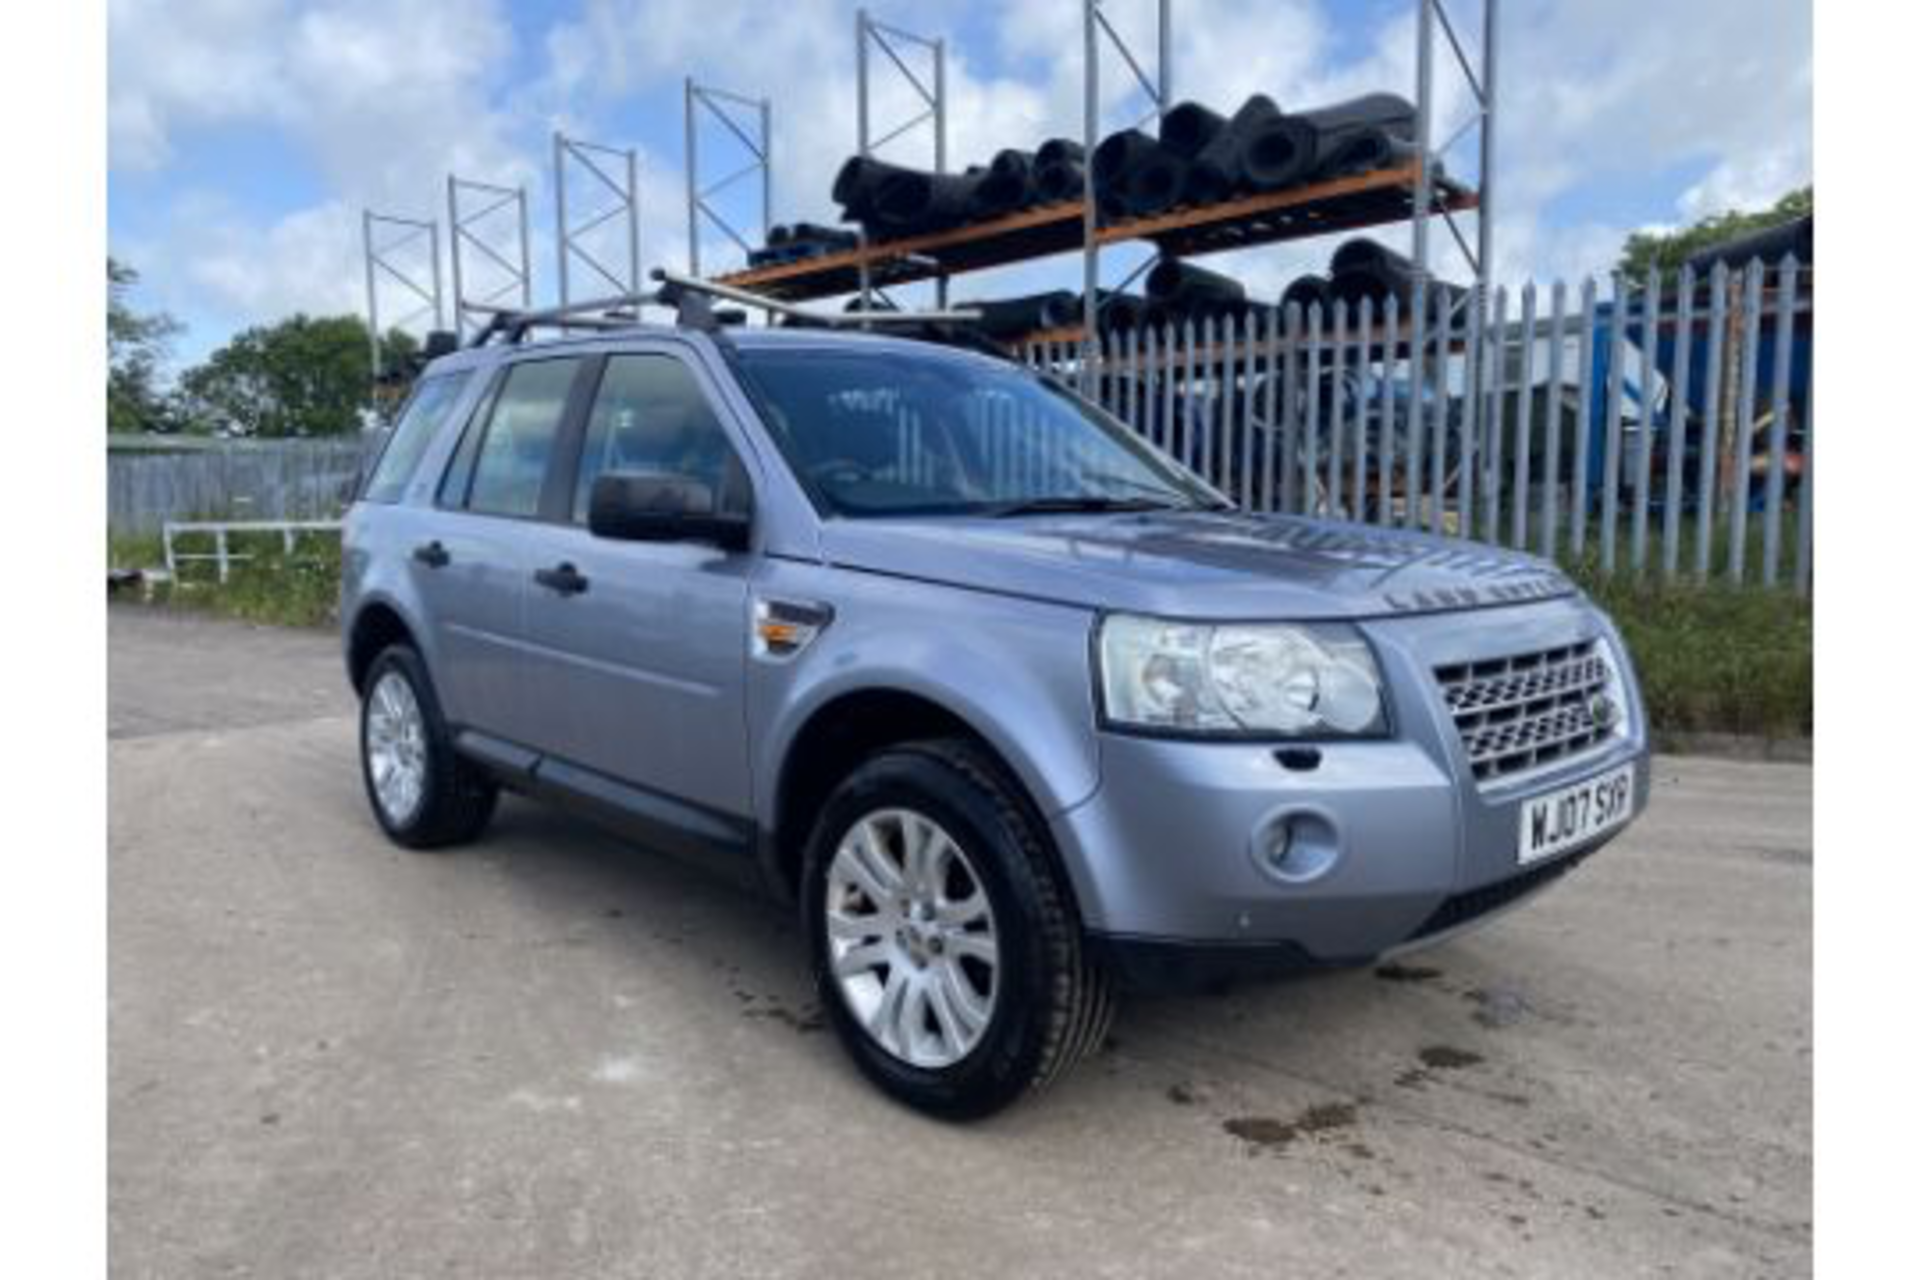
[360,372,473,504]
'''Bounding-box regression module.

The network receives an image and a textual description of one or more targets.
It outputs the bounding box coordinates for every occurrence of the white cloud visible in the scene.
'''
[1678,138,1812,222]
[110,0,523,201]
[108,0,285,170]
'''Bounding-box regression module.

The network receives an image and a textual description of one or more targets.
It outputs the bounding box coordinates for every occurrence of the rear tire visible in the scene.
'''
[358,644,497,849]
[802,738,1114,1119]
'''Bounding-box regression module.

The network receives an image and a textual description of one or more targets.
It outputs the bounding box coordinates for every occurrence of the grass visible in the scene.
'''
[109,527,342,629]
[1572,562,1812,742]
[107,524,1813,743]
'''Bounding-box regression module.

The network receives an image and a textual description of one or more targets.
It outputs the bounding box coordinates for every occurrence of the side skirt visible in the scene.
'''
[453,729,768,895]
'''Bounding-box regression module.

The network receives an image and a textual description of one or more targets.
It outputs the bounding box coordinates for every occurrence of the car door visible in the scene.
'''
[514,348,757,819]
[415,355,590,745]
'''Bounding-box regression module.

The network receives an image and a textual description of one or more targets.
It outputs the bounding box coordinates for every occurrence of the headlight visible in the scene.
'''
[1098,614,1387,737]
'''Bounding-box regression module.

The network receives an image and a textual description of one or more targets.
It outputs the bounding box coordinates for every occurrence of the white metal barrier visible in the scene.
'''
[161,519,343,585]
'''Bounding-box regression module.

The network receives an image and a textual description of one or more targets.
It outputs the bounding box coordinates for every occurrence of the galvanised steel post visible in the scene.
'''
[362,210,380,380]
[625,145,641,296]
[934,34,948,308]
[1081,0,1099,348]
[553,132,570,305]
[1158,0,1173,105]
[1478,0,1500,291]
[933,37,947,174]
[516,186,533,307]
[1412,0,1435,286]
[445,176,465,339]
[427,221,443,331]
[684,77,699,275]
[856,10,870,157]
[760,95,773,242]
[1411,0,1437,505]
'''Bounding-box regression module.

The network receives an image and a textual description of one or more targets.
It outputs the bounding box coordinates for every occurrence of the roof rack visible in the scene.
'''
[458,269,986,350]
[649,268,980,329]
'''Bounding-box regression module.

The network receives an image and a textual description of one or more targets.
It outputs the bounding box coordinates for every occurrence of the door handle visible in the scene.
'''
[533,562,590,596]
[412,540,451,568]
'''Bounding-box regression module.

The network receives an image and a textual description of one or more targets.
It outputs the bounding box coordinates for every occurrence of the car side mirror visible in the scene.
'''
[587,471,752,552]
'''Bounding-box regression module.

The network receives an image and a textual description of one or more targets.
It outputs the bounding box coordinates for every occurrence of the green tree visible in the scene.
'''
[1617,186,1812,277]
[108,257,183,433]
[174,315,418,438]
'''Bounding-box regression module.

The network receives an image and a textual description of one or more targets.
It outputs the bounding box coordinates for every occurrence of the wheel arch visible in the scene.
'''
[346,596,422,694]
[766,686,1054,904]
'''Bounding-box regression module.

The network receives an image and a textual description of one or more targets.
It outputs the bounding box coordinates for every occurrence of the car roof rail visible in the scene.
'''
[461,292,664,347]
[648,268,982,333]
[650,270,1013,360]
[459,271,994,355]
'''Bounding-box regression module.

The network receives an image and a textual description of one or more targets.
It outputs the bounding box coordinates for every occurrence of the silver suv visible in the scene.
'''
[342,312,1648,1118]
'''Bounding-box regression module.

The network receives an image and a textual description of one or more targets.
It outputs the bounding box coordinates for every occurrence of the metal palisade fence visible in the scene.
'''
[108,436,377,535]
[1028,259,1813,595]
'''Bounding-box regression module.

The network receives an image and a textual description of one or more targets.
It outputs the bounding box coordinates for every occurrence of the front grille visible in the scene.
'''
[1435,639,1616,784]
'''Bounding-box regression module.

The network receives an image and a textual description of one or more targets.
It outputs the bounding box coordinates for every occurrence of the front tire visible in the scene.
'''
[802,739,1113,1119]
[358,645,497,849]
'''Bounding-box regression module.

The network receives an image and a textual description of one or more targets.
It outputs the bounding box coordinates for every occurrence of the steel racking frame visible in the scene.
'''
[553,131,642,309]
[684,79,773,276]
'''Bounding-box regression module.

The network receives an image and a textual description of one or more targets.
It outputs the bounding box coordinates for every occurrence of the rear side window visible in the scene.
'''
[459,359,582,518]
[360,372,471,504]
[570,354,740,521]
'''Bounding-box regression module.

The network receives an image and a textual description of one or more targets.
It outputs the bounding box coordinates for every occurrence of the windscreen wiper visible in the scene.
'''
[987,495,1192,518]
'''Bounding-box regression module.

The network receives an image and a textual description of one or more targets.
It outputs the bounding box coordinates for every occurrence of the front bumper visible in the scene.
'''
[1052,597,1651,985]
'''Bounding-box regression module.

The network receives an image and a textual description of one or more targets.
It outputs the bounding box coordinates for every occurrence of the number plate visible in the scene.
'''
[1518,764,1635,865]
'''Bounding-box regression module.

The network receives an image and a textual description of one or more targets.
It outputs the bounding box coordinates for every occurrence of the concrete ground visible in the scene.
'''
[109,607,1812,1279]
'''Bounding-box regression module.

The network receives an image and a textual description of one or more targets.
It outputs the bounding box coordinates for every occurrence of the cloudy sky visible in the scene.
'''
[108,0,1811,367]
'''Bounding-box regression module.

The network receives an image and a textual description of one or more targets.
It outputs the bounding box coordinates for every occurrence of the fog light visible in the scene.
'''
[1260,820,1294,871]
[1249,810,1340,884]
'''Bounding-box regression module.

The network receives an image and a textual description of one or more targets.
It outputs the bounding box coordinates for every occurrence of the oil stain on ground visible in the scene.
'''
[1373,962,1444,984]
[748,1004,826,1033]
[1398,1044,1487,1090]
[1418,1044,1485,1070]
[1223,1101,1359,1154]
[734,987,826,1033]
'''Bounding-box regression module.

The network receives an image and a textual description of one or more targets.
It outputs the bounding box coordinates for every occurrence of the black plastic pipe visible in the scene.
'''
[1035,137,1086,169]
[1091,128,1160,218]
[969,149,1038,219]
[1243,93,1415,193]
[1120,148,1189,218]
[870,166,987,236]
[1280,273,1334,317]
[1033,159,1086,202]
[1146,259,1248,319]
[1185,94,1284,204]
[1314,129,1415,180]
[832,155,920,223]
[1160,101,1229,159]
[956,290,1080,339]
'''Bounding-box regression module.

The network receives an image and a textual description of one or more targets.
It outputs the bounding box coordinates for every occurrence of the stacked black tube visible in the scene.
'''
[1277,237,1462,323]
[747,222,859,268]
[825,135,1088,243]
[954,289,1148,342]
[1093,92,1418,223]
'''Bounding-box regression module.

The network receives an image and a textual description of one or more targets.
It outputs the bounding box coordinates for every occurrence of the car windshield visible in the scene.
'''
[734,345,1225,518]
